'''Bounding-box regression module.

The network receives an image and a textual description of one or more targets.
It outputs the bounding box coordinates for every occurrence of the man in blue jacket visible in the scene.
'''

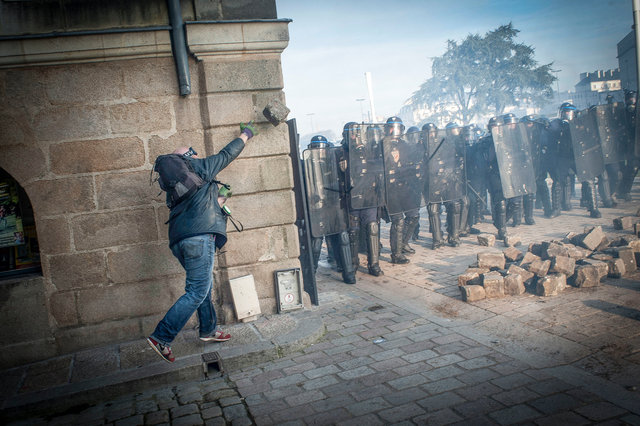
[147,122,257,363]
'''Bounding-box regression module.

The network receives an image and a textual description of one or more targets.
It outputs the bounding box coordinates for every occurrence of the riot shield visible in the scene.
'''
[382,134,425,215]
[568,109,605,181]
[521,121,544,176]
[347,123,386,210]
[491,122,536,199]
[423,129,466,203]
[593,103,628,164]
[302,147,349,238]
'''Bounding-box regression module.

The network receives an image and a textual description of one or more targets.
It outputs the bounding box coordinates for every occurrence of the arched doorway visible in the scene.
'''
[0,168,41,278]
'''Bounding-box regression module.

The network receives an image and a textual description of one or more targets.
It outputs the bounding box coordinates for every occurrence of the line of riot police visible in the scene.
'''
[299,92,638,284]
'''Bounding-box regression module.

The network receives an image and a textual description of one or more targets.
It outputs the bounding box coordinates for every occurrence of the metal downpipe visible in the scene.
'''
[167,0,191,96]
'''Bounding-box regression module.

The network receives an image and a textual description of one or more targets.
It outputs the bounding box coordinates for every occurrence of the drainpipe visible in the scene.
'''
[167,0,191,96]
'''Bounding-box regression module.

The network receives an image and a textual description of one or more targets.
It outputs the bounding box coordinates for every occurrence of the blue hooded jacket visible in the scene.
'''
[167,138,245,249]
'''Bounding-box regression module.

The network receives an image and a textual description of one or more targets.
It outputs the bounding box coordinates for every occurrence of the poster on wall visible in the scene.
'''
[0,180,25,248]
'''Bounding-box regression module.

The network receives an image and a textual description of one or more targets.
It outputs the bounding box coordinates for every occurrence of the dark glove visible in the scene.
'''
[240,121,258,139]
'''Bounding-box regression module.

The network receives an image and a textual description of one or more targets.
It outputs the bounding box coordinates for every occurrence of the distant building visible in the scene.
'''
[573,69,623,109]
[618,30,637,92]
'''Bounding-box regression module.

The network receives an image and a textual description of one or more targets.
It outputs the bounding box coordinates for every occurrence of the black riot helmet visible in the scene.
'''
[366,124,383,143]
[421,122,438,142]
[520,114,538,127]
[384,116,405,137]
[406,126,420,144]
[445,122,461,136]
[559,102,577,122]
[488,116,501,132]
[502,113,517,125]
[625,90,637,109]
[536,116,550,128]
[342,121,359,143]
[308,135,330,149]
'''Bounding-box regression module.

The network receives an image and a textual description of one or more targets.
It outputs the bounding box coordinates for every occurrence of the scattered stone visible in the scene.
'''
[613,216,639,230]
[504,274,525,295]
[482,272,505,298]
[520,252,541,267]
[458,272,480,287]
[629,240,640,253]
[477,234,496,247]
[635,222,640,237]
[550,256,576,276]
[609,235,638,247]
[507,264,535,283]
[504,234,522,247]
[542,242,570,259]
[536,273,566,296]
[577,259,608,279]
[591,253,614,262]
[607,258,626,278]
[564,232,579,244]
[615,247,637,273]
[477,252,506,270]
[575,226,606,251]
[526,259,551,277]
[571,265,602,288]
[566,245,591,259]
[503,246,524,262]
[596,236,611,251]
[460,285,486,302]
[465,267,490,275]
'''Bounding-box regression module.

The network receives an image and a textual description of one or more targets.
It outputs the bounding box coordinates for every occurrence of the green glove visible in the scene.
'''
[240,121,258,138]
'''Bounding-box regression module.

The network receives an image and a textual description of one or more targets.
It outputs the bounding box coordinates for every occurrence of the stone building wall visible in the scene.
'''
[0,3,298,369]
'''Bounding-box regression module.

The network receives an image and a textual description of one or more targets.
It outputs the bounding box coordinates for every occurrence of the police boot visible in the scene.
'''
[337,231,356,284]
[523,193,535,225]
[412,221,420,241]
[551,181,562,217]
[402,215,420,254]
[537,179,552,218]
[446,201,461,247]
[428,203,445,249]
[585,181,602,218]
[459,196,470,237]
[508,196,523,227]
[326,236,340,272]
[598,172,616,208]
[580,182,587,207]
[311,237,323,273]
[366,221,383,276]
[390,216,410,264]
[348,227,360,271]
[562,176,573,211]
[494,199,507,241]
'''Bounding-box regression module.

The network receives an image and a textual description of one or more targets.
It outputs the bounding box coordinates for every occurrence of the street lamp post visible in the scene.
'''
[306,113,315,133]
[356,98,366,122]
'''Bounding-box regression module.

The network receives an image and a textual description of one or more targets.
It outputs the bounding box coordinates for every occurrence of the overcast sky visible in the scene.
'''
[276,0,634,141]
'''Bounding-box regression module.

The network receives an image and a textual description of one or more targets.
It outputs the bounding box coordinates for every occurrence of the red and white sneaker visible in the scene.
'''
[200,330,232,342]
[147,337,175,363]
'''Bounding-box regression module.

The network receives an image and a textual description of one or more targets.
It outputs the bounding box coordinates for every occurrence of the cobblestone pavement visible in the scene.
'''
[8,186,640,425]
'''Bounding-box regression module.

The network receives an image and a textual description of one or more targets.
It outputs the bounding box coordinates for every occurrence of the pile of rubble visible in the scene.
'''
[458,220,640,302]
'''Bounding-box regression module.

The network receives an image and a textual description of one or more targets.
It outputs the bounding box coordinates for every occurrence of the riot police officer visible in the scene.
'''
[618,90,638,201]
[341,122,384,276]
[304,135,356,284]
[502,113,526,227]
[401,126,423,254]
[548,103,578,216]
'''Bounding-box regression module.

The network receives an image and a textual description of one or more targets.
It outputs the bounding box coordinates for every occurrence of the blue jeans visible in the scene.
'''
[151,234,217,345]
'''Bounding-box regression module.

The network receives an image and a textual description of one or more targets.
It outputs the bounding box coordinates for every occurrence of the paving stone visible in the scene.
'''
[489,403,541,425]
[144,410,170,425]
[521,251,541,266]
[528,393,582,414]
[417,391,466,411]
[550,255,576,276]
[458,271,480,287]
[576,226,606,250]
[478,234,496,246]
[533,411,591,426]
[607,258,626,278]
[482,272,505,298]
[460,284,486,302]
[477,252,506,269]
[571,264,602,287]
[346,396,392,416]
[536,273,566,297]
[526,259,551,277]
[377,402,425,423]
[503,273,525,295]
[573,401,628,421]
[507,264,535,283]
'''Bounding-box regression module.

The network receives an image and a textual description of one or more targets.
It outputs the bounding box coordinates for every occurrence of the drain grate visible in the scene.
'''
[202,351,224,378]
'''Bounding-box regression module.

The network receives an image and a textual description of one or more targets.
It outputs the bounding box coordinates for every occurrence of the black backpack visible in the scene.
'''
[151,154,204,208]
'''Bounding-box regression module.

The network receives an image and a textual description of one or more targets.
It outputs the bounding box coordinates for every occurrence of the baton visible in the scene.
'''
[428,138,446,162]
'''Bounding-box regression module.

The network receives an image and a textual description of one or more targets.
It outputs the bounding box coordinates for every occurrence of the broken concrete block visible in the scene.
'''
[504,234,522,247]
[607,258,626,278]
[613,216,639,230]
[566,244,591,260]
[477,252,506,270]
[520,252,541,267]
[578,259,608,279]
[550,256,576,276]
[460,285,486,302]
[571,265,602,288]
[542,242,570,259]
[507,264,535,283]
[536,273,566,296]
[503,246,524,262]
[504,274,525,295]
[458,272,480,287]
[482,272,505,298]
[576,226,606,251]
[610,246,637,273]
[477,234,496,247]
[526,259,551,277]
